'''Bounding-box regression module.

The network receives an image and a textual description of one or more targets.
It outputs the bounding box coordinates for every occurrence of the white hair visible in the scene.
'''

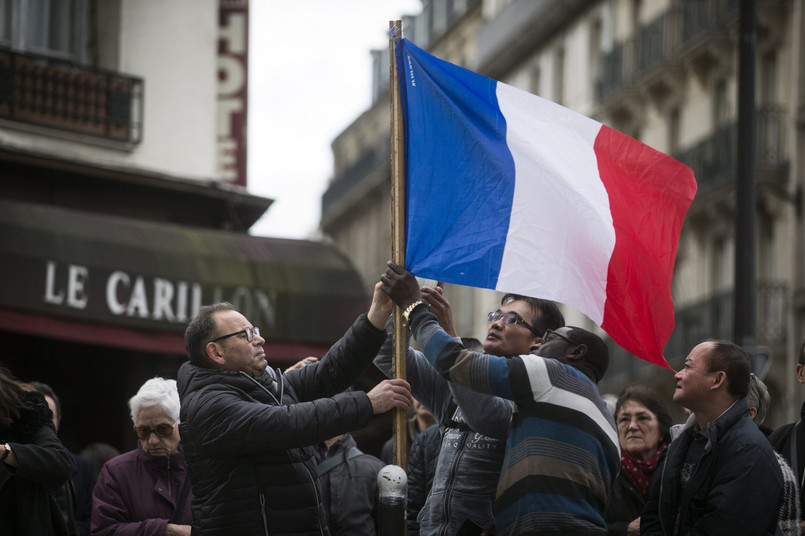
[128,377,180,423]
[746,374,771,425]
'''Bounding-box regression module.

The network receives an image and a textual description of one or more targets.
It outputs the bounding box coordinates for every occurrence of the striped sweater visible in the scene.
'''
[411,307,620,535]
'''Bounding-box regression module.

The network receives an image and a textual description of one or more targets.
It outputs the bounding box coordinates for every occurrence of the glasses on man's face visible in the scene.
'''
[134,423,174,440]
[211,326,260,344]
[487,311,540,337]
[541,329,580,346]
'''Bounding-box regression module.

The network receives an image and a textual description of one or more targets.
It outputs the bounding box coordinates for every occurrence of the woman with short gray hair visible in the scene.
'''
[91,378,192,536]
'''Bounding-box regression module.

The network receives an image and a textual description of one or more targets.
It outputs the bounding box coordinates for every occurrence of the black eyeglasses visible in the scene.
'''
[487,311,540,337]
[211,326,260,344]
[542,329,580,346]
[133,423,175,440]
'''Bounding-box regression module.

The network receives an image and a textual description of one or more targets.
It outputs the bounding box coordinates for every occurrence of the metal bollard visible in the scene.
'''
[377,464,407,536]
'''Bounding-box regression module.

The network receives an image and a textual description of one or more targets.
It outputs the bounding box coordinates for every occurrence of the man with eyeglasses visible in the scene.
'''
[176,283,413,536]
[374,267,565,535]
[380,261,619,536]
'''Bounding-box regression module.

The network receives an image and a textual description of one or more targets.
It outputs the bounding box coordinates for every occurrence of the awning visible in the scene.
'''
[0,199,369,362]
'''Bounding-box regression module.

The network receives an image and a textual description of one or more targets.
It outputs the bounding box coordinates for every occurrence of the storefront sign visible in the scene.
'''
[42,260,276,330]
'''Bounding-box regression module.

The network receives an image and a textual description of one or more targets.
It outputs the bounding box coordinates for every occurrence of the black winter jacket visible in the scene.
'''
[0,391,75,536]
[641,399,783,536]
[604,470,645,536]
[177,314,386,536]
[769,399,805,520]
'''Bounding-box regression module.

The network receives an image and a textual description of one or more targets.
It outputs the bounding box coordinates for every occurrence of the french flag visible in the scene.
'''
[395,38,697,370]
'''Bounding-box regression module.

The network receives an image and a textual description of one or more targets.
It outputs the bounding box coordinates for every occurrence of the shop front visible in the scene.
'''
[0,199,370,453]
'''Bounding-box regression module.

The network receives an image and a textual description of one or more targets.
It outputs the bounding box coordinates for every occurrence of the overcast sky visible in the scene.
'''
[247,1,421,239]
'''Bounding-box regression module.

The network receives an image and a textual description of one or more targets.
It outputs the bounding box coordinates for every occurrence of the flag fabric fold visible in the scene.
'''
[394,37,697,369]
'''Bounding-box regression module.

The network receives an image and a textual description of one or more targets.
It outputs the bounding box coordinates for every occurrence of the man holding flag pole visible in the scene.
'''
[374,282,565,534]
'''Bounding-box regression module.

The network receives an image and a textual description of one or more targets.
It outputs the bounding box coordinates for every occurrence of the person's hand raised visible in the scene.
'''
[380,261,422,311]
[368,281,394,329]
[422,282,457,337]
[367,378,413,414]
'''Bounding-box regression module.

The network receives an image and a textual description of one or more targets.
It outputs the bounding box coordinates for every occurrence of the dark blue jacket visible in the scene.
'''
[641,399,783,536]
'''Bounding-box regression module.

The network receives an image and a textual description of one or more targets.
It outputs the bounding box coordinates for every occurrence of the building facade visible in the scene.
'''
[0,0,368,453]
[321,0,803,426]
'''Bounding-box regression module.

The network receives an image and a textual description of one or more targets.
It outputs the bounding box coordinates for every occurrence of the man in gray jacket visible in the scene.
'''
[375,281,564,534]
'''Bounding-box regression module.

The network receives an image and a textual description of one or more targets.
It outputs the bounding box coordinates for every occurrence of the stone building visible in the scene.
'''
[321,0,803,426]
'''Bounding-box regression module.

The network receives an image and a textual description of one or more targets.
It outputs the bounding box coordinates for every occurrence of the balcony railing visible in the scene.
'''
[0,46,143,144]
[680,0,739,42]
[598,40,630,101]
[598,0,739,102]
[673,106,788,191]
[605,279,789,377]
[635,10,679,73]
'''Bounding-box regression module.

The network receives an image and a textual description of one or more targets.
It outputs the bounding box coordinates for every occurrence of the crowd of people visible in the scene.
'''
[2,262,805,535]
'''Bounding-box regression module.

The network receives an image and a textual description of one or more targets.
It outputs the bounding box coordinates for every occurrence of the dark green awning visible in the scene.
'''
[0,199,368,361]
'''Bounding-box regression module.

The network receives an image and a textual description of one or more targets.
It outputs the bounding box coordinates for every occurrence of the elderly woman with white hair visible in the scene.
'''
[91,378,192,536]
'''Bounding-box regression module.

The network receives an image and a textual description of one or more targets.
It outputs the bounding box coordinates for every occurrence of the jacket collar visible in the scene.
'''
[136,444,185,468]
[675,399,749,452]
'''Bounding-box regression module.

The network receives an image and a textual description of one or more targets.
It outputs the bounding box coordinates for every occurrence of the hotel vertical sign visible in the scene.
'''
[217,0,249,186]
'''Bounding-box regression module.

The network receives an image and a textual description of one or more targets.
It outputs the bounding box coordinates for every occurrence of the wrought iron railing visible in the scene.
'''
[635,10,680,73]
[680,0,739,41]
[673,106,788,190]
[0,46,143,144]
[598,0,740,101]
[598,40,630,101]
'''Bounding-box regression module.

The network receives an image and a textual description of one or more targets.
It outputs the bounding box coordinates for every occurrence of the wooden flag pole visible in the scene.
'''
[389,20,407,473]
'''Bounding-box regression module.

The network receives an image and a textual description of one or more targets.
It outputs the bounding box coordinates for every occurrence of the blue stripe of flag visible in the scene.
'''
[395,38,515,288]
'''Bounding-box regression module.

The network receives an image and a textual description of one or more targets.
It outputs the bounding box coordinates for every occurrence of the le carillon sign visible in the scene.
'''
[0,201,366,346]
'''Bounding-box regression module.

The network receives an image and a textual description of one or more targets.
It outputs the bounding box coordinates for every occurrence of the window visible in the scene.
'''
[588,18,602,87]
[1,0,89,62]
[760,50,777,105]
[530,64,541,95]
[668,107,680,154]
[710,235,729,292]
[553,46,565,105]
[713,79,729,127]
[0,0,11,44]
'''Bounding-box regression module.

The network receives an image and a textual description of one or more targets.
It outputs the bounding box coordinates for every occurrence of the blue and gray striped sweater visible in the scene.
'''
[411,307,620,535]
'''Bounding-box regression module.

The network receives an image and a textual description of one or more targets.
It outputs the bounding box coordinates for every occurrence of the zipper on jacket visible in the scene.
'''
[439,428,468,536]
[169,456,173,495]
[259,492,270,535]
[240,371,282,405]
[302,461,327,536]
[658,436,671,535]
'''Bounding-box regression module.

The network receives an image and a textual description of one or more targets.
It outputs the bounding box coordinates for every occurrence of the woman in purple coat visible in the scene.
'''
[91,378,192,536]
